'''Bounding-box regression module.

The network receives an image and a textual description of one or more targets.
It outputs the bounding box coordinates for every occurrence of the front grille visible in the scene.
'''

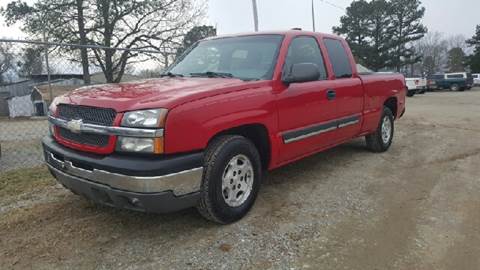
[58,127,110,147]
[57,104,116,126]
[56,104,116,148]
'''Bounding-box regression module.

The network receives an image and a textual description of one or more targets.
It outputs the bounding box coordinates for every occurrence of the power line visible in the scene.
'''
[319,0,345,11]
[312,0,344,31]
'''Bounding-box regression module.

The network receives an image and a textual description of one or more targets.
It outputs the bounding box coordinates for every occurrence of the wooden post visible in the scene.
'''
[43,31,53,104]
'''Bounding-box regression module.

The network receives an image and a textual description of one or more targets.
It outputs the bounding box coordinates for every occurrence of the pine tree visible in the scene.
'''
[333,0,426,72]
[389,0,427,71]
[446,47,466,72]
[333,1,371,66]
[333,0,392,71]
[176,25,217,57]
[467,25,480,72]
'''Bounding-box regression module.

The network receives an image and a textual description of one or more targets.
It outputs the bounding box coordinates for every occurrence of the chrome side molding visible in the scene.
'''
[282,114,361,144]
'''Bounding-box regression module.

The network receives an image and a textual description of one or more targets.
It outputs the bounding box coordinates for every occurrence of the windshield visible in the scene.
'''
[167,35,284,81]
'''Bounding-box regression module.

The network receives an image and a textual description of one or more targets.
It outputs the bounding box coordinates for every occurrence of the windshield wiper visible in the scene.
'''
[190,71,234,78]
[160,72,184,78]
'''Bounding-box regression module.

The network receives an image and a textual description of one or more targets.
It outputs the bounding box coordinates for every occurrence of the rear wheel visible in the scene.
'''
[406,89,415,97]
[365,106,394,153]
[197,135,262,224]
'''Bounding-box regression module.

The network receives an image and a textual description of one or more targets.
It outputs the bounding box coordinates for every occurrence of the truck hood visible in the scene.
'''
[55,77,265,112]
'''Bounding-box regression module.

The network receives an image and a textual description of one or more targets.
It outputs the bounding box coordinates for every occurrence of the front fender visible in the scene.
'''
[163,86,277,154]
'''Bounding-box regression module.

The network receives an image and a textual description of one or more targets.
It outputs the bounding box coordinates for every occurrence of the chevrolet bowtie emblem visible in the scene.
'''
[66,119,83,133]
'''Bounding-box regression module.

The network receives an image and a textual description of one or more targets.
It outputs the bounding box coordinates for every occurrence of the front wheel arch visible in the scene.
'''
[206,124,271,170]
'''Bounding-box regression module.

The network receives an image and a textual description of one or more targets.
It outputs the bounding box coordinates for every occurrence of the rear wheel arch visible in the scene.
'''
[383,97,398,119]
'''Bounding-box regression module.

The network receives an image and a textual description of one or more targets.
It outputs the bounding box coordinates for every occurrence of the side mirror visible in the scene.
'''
[283,63,320,84]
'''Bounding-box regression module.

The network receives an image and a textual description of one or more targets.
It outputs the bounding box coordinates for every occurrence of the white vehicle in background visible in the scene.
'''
[473,74,480,86]
[405,77,427,97]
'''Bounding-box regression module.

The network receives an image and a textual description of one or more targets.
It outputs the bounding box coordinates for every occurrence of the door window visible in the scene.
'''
[284,36,328,80]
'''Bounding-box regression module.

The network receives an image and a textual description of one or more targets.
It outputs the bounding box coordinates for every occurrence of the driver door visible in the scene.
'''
[276,36,338,163]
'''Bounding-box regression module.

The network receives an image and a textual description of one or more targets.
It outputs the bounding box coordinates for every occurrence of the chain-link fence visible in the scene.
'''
[0,39,170,172]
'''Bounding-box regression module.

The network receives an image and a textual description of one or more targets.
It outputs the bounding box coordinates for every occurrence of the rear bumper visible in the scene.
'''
[42,136,204,213]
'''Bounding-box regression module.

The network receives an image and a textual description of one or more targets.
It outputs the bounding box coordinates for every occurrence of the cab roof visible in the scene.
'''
[203,30,343,41]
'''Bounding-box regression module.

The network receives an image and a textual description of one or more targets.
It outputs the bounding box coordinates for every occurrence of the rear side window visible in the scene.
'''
[284,36,327,80]
[446,74,463,79]
[324,38,353,78]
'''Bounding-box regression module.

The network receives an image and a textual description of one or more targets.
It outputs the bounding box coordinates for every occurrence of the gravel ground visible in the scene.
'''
[1,88,480,269]
[0,118,48,171]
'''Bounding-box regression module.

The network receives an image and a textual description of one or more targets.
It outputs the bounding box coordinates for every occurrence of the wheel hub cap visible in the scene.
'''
[381,116,392,144]
[221,154,254,207]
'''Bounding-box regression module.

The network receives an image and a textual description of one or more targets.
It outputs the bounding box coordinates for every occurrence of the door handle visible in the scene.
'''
[326,89,336,100]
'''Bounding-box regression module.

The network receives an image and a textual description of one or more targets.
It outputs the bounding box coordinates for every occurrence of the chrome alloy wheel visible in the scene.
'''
[381,115,392,144]
[221,154,254,207]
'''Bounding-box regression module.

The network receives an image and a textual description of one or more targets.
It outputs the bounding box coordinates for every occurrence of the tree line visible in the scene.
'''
[0,0,215,84]
[334,0,480,75]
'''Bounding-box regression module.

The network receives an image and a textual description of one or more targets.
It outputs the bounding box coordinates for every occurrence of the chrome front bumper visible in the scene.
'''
[45,151,203,196]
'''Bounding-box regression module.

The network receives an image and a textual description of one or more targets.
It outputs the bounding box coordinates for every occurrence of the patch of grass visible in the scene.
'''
[0,166,55,198]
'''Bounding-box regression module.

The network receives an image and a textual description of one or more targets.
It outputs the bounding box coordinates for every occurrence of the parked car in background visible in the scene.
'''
[42,30,406,224]
[430,73,473,91]
[405,77,427,97]
[427,76,437,90]
[472,73,480,86]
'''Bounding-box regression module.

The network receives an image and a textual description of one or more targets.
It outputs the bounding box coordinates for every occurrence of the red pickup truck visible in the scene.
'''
[43,30,405,224]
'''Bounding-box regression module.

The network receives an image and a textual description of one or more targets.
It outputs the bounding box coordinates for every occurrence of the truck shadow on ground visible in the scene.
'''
[56,138,369,225]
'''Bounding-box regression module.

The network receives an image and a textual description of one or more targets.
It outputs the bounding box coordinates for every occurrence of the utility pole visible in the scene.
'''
[311,0,316,32]
[252,0,259,32]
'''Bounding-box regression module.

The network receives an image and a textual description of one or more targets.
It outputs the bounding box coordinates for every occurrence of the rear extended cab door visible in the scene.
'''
[321,38,364,143]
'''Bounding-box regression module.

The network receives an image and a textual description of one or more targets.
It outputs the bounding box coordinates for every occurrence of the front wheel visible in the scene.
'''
[197,135,262,224]
[450,84,460,91]
[365,107,394,152]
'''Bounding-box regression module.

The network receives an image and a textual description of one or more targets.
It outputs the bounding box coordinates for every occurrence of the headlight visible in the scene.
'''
[48,102,57,136]
[121,109,168,128]
[116,137,164,154]
[49,123,55,136]
[118,109,166,154]
[48,99,58,116]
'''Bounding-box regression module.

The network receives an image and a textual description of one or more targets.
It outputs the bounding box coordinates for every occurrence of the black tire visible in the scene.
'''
[365,106,394,153]
[419,89,426,94]
[406,90,415,97]
[197,135,262,224]
[450,84,459,91]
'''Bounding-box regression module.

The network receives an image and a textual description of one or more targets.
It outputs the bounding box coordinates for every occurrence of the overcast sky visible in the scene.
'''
[0,0,478,39]
[207,0,479,38]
